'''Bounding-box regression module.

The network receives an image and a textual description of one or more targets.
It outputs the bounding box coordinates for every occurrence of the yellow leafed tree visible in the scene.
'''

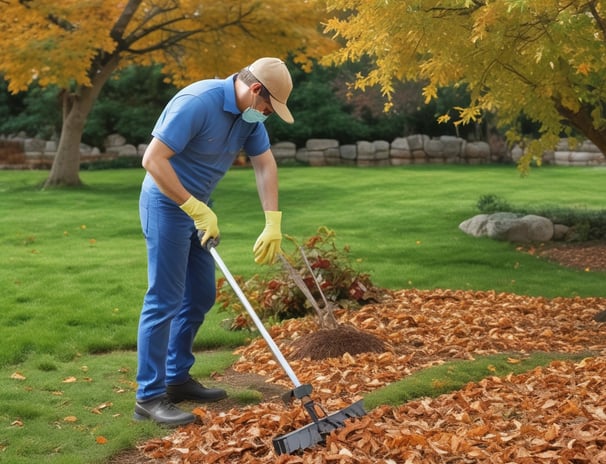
[0,0,335,187]
[323,0,606,171]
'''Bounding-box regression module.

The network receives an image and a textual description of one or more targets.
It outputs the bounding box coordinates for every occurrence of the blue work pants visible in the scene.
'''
[136,189,216,401]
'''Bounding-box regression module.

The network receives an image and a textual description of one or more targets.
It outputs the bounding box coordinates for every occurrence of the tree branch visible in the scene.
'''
[110,0,143,45]
[123,3,258,54]
[425,1,485,17]
[587,0,606,42]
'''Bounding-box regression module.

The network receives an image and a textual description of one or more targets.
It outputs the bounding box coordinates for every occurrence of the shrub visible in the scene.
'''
[215,227,385,330]
[476,194,512,213]
[476,195,606,241]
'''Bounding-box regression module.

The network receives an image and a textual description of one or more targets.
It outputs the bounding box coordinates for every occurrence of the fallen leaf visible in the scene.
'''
[136,289,606,463]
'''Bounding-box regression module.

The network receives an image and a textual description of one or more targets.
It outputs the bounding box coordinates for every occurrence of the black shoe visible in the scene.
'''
[167,376,228,403]
[133,395,196,426]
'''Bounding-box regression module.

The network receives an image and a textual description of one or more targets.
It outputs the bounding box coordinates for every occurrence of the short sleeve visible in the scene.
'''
[152,94,208,154]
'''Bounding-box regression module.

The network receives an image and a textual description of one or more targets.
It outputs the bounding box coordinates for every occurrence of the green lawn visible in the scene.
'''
[1,164,604,463]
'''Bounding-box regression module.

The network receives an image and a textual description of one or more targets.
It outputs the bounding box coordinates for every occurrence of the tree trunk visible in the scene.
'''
[43,55,120,188]
[554,101,606,155]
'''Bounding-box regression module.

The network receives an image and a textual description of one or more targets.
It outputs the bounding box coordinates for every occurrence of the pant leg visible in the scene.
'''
[166,233,216,385]
[136,190,193,401]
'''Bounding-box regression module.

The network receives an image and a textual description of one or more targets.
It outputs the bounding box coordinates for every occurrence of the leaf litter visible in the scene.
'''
[136,289,606,463]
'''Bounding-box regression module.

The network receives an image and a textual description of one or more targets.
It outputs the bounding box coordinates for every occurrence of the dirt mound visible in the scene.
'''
[290,324,386,360]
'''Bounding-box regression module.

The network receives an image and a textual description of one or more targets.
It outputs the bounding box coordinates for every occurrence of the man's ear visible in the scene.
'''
[249,82,262,94]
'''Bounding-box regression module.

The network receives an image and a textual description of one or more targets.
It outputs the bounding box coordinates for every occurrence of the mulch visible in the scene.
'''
[519,240,606,272]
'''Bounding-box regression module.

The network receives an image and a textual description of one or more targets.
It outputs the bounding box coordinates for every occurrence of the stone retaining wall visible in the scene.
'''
[1,132,604,168]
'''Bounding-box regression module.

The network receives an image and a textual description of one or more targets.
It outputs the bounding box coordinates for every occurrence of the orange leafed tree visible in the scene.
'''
[0,0,335,187]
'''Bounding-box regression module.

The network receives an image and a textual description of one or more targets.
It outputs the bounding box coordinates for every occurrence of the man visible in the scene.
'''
[134,57,294,426]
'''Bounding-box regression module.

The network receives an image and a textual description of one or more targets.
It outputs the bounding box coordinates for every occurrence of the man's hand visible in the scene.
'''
[180,196,219,246]
[253,211,282,264]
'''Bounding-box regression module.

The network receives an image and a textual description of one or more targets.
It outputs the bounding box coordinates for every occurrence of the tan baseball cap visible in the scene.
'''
[247,57,294,124]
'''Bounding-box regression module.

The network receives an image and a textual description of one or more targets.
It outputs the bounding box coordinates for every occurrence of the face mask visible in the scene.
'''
[242,107,268,124]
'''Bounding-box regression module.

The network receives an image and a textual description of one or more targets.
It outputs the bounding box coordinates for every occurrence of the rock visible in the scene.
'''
[440,135,464,158]
[306,139,338,151]
[271,141,296,161]
[511,145,524,162]
[104,133,126,148]
[459,214,491,237]
[460,213,554,243]
[553,224,570,241]
[356,141,375,160]
[464,141,490,159]
[407,134,429,151]
[340,144,357,161]
[295,148,308,163]
[117,144,138,157]
[505,215,554,243]
[484,213,521,240]
[390,137,411,159]
[24,138,46,153]
[373,140,390,160]
[425,138,444,158]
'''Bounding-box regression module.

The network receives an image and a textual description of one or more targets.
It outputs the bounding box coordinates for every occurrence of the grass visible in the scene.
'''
[2,350,237,464]
[363,352,590,410]
[1,165,605,462]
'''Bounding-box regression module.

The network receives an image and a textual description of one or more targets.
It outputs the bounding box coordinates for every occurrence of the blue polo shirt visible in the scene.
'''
[142,74,270,202]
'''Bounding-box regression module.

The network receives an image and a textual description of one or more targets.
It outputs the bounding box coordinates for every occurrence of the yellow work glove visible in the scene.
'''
[253,211,282,265]
[179,196,219,246]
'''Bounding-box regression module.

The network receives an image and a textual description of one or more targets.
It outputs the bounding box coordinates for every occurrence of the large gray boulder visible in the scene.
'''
[459,213,517,238]
[460,213,554,243]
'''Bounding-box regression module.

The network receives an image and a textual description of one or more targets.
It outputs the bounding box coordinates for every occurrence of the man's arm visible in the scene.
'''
[250,149,282,264]
[249,149,279,211]
[142,137,219,244]
[141,137,191,205]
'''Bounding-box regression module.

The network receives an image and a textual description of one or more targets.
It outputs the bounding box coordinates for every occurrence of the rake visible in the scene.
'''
[204,238,366,455]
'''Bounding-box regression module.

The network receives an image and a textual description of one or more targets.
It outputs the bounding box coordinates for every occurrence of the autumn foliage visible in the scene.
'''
[140,288,606,463]
[0,0,336,186]
[323,0,606,170]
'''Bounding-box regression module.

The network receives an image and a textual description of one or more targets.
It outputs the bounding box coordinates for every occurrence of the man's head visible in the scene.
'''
[239,57,294,124]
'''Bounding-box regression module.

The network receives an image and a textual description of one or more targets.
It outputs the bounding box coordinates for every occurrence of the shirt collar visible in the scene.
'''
[223,74,240,115]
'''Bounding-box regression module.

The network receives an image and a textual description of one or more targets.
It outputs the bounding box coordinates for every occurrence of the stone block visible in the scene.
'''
[306,138,338,151]
[271,141,296,160]
[390,157,413,165]
[356,141,375,160]
[373,140,390,160]
[105,133,126,148]
[465,141,490,158]
[295,148,309,164]
[390,137,411,159]
[338,144,356,160]
[407,134,429,151]
[440,135,464,157]
[23,138,45,153]
[307,150,326,166]
[425,139,444,158]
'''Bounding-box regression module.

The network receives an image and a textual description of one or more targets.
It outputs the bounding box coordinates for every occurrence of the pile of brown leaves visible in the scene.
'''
[139,289,606,463]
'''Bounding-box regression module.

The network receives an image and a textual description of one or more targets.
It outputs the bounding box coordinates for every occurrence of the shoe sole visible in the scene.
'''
[133,411,196,426]
[168,392,228,404]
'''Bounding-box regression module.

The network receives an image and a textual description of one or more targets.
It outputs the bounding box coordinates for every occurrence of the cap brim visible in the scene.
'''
[270,95,294,124]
